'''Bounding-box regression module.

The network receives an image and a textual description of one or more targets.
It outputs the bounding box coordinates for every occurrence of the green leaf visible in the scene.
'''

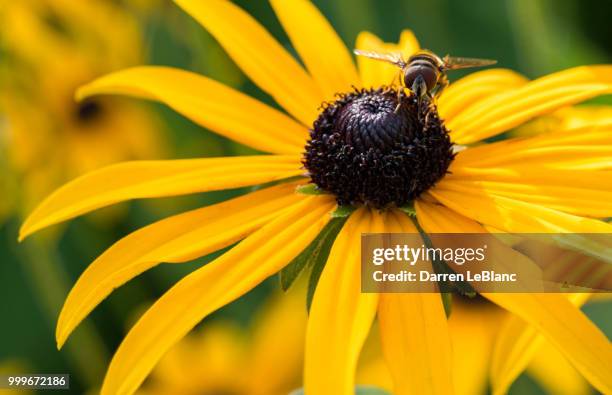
[289,386,390,395]
[398,202,417,217]
[296,184,326,195]
[331,204,355,218]
[280,216,347,291]
[306,217,348,311]
[355,387,391,395]
[441,292,453,318]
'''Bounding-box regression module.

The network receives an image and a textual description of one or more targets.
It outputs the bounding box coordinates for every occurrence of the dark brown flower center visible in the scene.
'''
[303,87,454,208]
[74,99,104,125]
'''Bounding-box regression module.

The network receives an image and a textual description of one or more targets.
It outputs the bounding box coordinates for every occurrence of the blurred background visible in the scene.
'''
[0,0,610,394]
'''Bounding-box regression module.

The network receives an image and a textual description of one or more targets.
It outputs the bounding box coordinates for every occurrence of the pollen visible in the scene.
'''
[303,87,454,208]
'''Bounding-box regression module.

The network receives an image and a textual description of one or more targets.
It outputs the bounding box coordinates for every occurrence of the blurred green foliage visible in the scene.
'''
[1,0,610,394]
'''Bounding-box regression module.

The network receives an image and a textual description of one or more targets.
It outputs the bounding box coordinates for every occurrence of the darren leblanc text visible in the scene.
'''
[372,270,517,282]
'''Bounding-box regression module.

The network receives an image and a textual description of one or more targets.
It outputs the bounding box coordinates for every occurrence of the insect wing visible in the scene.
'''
[442,56,497,70]
[353,49,406,68]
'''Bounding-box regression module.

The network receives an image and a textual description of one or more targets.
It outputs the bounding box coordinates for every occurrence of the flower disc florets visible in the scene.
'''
[75,99,104,124]
[303,87,454,208]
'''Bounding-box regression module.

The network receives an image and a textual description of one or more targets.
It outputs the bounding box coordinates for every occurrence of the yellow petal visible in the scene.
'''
[438,69,528,122]
[100,195,335,395]
[304,208,381,395]
[436,177,612,218]
[485,293,612,394]
[490,294,590,395]
[415,202,612,394]
[174,0,323,126]
[355,32,387,88]
[451,125,612,170]
[378,293,454,395]
[398,30,421,58]
[449,301,504,395]
[448,166,612,185]
[20,155,302,240]
[56,182,304,347]
[527,338,591,395]
[355,30,420,88]
[455,125,612,165]
[492,319,542,395]
[270,0,359,99]
[76,66,308,154]
[428,188,612,233]
[414,199,483,233]
[377,210,454,395]
[553,105,612,131]
[448,65,612,144]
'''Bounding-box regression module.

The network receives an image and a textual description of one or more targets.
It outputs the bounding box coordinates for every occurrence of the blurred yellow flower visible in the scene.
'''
[448,298,593,395]
[488,237,612,395]
[0,360,34,395]
[363,296,594,395]
[0,0,163,215]
[137,289,306,395]
[137,286,398,395]
[20,0,612,394]
[0,117,14,221]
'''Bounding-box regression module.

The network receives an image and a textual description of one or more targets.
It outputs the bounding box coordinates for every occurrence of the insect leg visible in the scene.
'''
[394,86,403,113]
[393,71,405,113]
[423,95,433,123]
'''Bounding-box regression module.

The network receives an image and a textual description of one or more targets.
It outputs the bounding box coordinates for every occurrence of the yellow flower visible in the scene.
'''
[0,360,34,395]
[363,296,595,395]
[0,0,162,214]
[19,0,612,394]
[137,289,306,395]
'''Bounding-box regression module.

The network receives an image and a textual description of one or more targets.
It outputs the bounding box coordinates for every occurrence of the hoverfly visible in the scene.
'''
[354,49,496,113]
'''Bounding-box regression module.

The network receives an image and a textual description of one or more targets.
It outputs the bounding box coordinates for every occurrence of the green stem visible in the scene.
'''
[408,214,476,297]
[17,236,108,388]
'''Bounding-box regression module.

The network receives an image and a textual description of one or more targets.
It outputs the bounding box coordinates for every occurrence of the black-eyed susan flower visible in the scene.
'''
[0,0,162,214]
[19,0,612,394]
